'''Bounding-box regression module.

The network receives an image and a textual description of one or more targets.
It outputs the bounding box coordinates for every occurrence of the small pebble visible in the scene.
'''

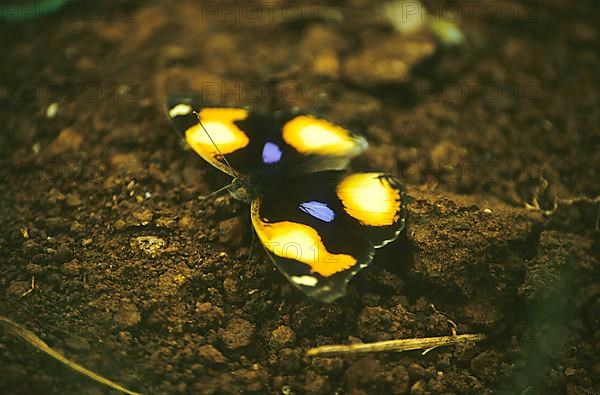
[46,128,83,156]
[131,236,166,257]
[197,344,227,364]
[195,302,224,328]
[118,331,133,344]
[46,102,59,118]
[218,217,245,247]
[383,0,428,34]
[47,188,66,205]
[132,209,153,225]
[157,269,189,297]
[564,367,576,376]
[46,217,66,233]
[22,240,40,257]
[156,216,177,228]
[54,246,73,263]
[110,153,144,176]
[410,379,426,395]
[270,326,296,348]
[65,192,83,207]
[114,301,141,328]
[114,219,127,231]
[223,278,239,297]
[221,318,255,350]
[31,142,41,155]
[25,263,45,275]
[148,163,168,183]
[344,37,435,87]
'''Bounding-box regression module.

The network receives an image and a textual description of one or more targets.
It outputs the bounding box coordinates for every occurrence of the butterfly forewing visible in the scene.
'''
[165,95,368,180]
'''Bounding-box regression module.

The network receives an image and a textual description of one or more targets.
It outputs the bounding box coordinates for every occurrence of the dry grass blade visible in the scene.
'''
[306,333,486,357]
[0,316,142,395]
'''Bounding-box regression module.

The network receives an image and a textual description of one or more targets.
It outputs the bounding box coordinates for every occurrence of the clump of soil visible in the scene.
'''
[1,1,598,394]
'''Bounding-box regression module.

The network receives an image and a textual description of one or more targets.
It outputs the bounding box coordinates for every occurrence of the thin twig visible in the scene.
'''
[306,333,486,357]
[0,316,141,395]
[20,276,35,298]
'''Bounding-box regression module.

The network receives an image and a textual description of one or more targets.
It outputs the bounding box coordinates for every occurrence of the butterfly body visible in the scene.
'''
[167,95,407,302]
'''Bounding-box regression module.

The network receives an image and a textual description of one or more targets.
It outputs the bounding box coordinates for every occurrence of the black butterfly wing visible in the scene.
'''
[251,171,407,302]
[165,95,368,179]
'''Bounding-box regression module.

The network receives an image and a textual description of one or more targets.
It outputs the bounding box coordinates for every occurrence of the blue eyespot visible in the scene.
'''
[262,142,282,164]
[299,201,335,223]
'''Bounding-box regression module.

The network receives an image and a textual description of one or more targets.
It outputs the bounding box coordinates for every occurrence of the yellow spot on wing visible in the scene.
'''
[282,115,364,156]
[251,199,356,277]
[337,173,401,226]
[185,108,250,157]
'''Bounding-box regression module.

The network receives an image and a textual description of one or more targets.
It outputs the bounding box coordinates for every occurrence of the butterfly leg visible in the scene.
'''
[246,223,256,264]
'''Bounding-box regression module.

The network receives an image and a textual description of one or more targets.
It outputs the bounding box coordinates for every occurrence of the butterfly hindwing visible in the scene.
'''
[165,95,368,180]
[250,171,407,302]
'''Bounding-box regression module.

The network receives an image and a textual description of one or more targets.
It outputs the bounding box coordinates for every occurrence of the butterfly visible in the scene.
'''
[166,95,407,302]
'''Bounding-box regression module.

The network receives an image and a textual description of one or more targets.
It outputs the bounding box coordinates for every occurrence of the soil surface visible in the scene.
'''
[1,1,599,394]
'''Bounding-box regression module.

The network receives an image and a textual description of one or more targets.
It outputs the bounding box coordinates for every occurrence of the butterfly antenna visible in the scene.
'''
[198,182,234,202]
[193,111,235,174]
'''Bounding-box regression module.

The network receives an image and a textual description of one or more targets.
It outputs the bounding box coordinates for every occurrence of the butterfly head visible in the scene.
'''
[227,177,253,204]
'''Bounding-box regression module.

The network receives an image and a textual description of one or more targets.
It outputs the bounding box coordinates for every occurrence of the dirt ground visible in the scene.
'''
[1,0,599,394]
